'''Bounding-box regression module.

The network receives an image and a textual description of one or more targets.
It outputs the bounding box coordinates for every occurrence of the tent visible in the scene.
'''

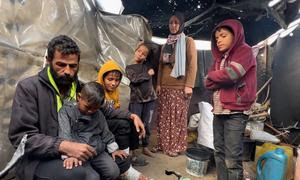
[0,0,299,178]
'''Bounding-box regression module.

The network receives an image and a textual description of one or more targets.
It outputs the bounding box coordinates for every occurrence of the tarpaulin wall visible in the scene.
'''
[270,26,300,144]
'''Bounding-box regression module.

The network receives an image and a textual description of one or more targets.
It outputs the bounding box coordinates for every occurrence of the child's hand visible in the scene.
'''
[112,150,128,160]
[148,69,155,76]
[130,114,146,138]
[63,157,82,169]
[156,85,161,96]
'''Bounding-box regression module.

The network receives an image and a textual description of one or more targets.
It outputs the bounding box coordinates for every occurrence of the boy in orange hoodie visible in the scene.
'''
[97,60,148,180]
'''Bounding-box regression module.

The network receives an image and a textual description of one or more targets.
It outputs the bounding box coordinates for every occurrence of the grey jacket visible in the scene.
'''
[58,101,118,154]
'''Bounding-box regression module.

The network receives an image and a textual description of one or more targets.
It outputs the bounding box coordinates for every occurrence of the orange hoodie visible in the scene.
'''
[97,60,123,109]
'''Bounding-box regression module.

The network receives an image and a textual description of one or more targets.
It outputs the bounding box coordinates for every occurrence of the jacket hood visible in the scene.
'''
[97,60,122,109]
[211,19,246,61]
[97,60,123,85]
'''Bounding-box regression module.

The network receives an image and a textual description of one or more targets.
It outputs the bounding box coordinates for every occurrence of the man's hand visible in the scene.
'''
[63,157,82,169]
[130,114,146,138]
[111,150,128,161]
[59,141,97,162]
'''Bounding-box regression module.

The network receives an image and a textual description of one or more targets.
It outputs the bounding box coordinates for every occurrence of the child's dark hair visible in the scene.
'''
[47,35,81,62]
[80,82,105,107]
[103,70,122,81]
[215,26,234,35]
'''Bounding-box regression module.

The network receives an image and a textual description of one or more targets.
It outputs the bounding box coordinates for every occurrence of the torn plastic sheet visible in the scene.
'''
[95,12,152,71]
[0,134,27,179]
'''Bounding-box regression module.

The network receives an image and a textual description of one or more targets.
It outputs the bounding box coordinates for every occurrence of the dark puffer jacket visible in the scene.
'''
[8,67,72,180]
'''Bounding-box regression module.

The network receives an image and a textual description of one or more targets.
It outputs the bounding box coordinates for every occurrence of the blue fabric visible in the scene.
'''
[171,33,186,78]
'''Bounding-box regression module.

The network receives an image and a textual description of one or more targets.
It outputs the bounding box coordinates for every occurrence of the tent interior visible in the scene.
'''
[0,0,300,179]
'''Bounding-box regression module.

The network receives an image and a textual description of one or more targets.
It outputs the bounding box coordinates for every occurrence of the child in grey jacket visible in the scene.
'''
[58,81,128,180]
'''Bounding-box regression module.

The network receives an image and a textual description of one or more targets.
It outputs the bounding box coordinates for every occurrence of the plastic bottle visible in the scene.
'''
[294,145,300,180]
[257,148,287,180]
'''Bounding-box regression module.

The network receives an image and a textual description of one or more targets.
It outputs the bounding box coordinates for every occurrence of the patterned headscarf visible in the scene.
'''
[161,12,187,78]
[162,11,185,60]
[170,11,185,35]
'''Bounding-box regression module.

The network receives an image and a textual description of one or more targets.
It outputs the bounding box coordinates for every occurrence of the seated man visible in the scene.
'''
[8,35,146,180]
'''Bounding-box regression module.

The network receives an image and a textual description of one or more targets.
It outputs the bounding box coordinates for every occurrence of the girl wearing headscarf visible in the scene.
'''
[153,12,197,157]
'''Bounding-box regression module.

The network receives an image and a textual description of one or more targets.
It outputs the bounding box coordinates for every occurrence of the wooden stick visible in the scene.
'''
[256,77,272,97]
[265,123,289,143]
[249,111,269,119]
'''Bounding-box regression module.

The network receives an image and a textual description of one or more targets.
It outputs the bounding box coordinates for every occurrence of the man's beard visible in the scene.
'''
[49,64,78,87]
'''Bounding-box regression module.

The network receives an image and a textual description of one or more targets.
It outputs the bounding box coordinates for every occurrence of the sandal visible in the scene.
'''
[143,147,154,157]
[131,155,149,166]
[167,152,179,157]
[151,146,162,153]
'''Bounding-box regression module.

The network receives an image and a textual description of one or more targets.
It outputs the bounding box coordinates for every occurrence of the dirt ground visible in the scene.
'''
[134,149,217,180]
[1,131,257,180]
[133,130,256,180]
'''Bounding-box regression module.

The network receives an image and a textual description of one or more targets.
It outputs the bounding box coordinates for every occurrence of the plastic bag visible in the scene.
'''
[197,102,214,150]
[250,130,280,143]
[188,113,201,131]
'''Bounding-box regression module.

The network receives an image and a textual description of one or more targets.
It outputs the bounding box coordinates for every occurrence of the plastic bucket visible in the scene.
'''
[185,147,212,177]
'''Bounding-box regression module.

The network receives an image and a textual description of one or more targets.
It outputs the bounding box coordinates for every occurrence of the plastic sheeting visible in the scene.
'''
[270,26,300,145]
[270,26,300,128]
[0,0,152,171]
[95,12,152,69]
[0,134,27,179]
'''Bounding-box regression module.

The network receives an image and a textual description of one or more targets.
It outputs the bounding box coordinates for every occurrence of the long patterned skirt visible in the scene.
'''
[156,87,191,156]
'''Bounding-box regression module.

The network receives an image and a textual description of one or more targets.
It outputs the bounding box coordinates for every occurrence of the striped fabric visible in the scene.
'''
[213,55,250,115]
[213,90,232,115]
[225,61,246,81]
